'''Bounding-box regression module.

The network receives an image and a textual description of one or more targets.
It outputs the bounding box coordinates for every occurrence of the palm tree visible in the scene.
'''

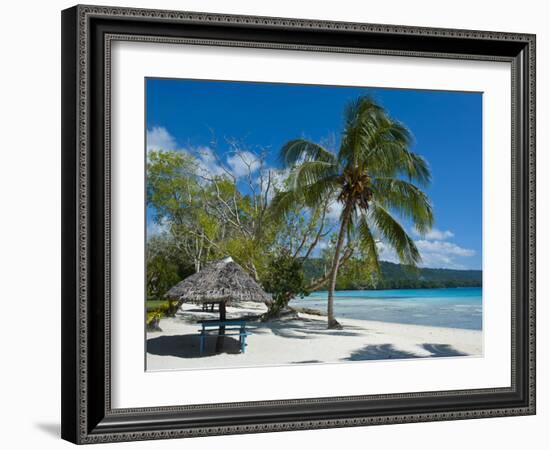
[272,96,434,329]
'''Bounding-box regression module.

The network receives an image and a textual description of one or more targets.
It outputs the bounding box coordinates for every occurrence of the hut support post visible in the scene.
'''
[215,302,227,352]
[219,302,226,321]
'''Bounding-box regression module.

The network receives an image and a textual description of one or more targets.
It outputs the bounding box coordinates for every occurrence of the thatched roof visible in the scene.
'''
[164,257,272,304]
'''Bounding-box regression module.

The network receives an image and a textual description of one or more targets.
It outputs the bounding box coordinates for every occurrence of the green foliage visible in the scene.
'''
[261,252,309,315]
[146,300,171,312]
[146,300,181,326]
[147,150,200,223]
[146,300,167,328]
[146,311,162,326]
[146,234,194,299]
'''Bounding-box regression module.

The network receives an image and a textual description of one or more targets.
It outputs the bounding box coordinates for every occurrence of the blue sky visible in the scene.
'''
[146,78,482,270]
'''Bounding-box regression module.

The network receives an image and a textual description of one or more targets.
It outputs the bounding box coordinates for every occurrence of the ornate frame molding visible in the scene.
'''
[61,4,536,444]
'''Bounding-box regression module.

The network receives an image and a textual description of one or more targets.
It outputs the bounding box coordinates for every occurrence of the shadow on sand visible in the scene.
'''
[291,360,323,364]
[252,318,364,340]
[343,343,468,361]
[147,334,242,358]
[421,343,468,357]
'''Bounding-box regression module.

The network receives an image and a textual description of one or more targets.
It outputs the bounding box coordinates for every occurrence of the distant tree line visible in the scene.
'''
[303,259,481,291]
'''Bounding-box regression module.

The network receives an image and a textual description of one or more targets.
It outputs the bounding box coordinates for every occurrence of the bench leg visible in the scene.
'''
[199,335,204,354]
[239,326,247,353]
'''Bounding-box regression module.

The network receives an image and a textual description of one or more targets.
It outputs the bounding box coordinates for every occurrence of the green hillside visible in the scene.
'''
[303,259,482,290]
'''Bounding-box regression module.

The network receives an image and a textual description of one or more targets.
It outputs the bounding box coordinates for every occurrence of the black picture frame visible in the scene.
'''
[61,4,536,444]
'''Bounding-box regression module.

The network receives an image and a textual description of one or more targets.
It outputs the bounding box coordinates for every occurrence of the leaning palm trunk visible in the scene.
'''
[326,203,352,329]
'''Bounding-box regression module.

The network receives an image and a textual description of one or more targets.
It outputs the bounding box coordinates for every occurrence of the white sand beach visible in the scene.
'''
[146,302,482,371]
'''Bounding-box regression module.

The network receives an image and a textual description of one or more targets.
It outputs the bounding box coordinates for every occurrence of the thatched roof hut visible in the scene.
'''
[164,257,271,306]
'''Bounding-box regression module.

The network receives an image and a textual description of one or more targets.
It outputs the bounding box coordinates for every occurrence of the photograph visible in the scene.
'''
[144,78,483,371]
[56,3,536,444]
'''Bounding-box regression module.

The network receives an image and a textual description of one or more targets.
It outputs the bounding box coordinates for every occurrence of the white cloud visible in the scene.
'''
[309,237,334,258]
[326,201,343,221]
[377,238,476,269]
[226,151,261,178]
[414,240,475,257]
[412,227,454,241]
[416,239,475,269]
[194,146,226,177]
[318,240,330,250]
[147,126,177,152]
[145,127,226,178]
[269,168,290,189]
[146,127,267,182]
[258,168,291,200]
[146,220,169,240]
[376,241,400,264]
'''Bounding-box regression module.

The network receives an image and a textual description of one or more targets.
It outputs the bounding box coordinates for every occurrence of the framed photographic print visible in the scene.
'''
[61,4,536,444]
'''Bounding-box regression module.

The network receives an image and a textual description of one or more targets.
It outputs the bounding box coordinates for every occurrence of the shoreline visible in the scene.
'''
[146,302,482,372]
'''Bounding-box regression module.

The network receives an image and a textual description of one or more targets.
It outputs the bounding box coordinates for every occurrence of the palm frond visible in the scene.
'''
[269,189,302,219]
[345,208,357,240]
[287,160,339,191]
[280,139,337,167]
[391,148,431,186]
[372,178,434,233]
[361,119,430,185]
[270,175,341,218]
[340,97,385,167]
[357,214,381,275]
[370,204,421,266]
[299,175,342,208]
[409,152,431,185]
[339,97,431,186]
[343,96,384,131]
[363,119,410,161]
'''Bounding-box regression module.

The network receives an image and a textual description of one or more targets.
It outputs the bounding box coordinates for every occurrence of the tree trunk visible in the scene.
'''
[327,203,352,329]
[305,247,354,292]
[249,261,259,282]
[263,292,293,320]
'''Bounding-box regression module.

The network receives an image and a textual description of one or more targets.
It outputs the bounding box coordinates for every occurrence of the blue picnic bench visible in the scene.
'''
[198,319,250,354]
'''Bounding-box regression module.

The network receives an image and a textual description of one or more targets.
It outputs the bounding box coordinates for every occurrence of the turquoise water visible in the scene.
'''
[292,287,482,330]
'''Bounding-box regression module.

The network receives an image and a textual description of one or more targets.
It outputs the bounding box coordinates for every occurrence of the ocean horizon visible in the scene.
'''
[292,287,482,330]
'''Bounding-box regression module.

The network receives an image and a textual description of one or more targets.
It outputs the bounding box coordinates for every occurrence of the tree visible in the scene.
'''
[190,141,278,281]
[146,234,194,299]
[261,251,309,319]
[147,150,219,273]
[147,144,285,281]
[272,96,434,328]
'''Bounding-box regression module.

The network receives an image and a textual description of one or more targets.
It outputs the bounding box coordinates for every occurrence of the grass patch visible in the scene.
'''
[146,300,170,312]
